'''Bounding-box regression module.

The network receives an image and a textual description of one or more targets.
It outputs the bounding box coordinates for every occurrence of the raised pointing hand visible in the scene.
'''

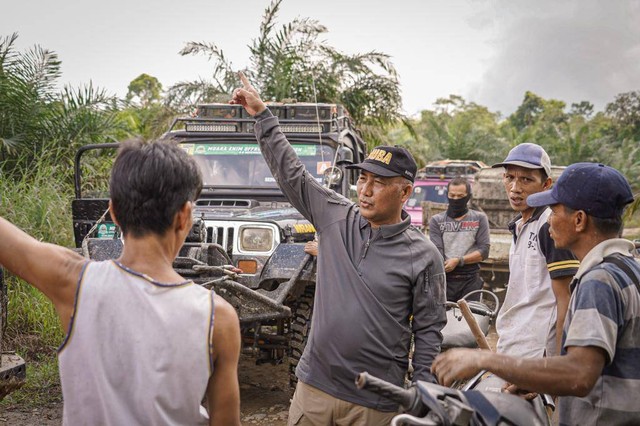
[230,72,266,116]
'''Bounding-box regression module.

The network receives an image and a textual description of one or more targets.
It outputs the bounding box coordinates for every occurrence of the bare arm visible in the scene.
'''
[0,217,84,329]
[207,295,241,426]
[551,275,572,356]
[459,249,483,265]
[432,345,606,397]
[445,250,484,273]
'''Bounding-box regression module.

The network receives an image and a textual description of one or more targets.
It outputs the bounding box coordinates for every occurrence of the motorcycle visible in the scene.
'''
[356,371,549,426]
[441,289,499,350]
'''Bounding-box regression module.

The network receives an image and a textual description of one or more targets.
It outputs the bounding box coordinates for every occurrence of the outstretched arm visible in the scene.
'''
[431,345,605,397]
[0,217,84,329]
[207,295,241,426]
[231,73,352,229]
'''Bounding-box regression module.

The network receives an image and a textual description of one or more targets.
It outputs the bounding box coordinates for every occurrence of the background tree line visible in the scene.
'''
[390,91,640,189]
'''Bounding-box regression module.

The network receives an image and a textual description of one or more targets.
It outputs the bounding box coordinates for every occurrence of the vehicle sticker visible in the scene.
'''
[316,161,331,175]
[97,223,116,239]
[414,187,422,193]
[181,143,317,156]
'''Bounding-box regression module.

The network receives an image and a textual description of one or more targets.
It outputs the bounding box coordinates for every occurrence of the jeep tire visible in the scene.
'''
[288,284,314,396]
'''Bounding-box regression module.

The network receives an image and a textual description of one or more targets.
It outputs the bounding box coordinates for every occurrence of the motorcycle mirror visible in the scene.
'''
[322,166,343,187]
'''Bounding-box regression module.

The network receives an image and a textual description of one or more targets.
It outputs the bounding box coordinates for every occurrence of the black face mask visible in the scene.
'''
[447,195,470,218]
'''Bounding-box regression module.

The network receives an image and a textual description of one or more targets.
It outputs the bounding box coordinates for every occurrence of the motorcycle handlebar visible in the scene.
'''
[355,372,422,415]
[445,301,494,318]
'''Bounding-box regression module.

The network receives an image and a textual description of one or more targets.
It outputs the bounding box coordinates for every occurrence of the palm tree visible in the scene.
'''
[0,33,120,172]
[167,0,404,146]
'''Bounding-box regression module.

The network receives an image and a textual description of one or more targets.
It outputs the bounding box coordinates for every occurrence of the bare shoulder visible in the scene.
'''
[213,295,240,334]
[211,294,240,358]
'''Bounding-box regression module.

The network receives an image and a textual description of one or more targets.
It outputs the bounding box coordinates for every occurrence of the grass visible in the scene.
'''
[0,156,73,407]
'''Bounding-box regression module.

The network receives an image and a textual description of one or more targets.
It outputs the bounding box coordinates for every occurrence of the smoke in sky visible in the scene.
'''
[467,0,640,116]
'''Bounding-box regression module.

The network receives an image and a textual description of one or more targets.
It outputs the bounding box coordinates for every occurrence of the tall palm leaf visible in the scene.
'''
[170,0,404,140]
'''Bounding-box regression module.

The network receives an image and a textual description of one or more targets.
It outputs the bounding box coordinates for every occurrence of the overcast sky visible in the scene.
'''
[3,0,639,117]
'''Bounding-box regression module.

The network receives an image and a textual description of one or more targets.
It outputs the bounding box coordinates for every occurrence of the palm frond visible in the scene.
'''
[0,32,20,73]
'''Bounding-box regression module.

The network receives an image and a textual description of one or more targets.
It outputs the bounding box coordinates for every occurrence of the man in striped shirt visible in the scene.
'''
[433,162,640,425]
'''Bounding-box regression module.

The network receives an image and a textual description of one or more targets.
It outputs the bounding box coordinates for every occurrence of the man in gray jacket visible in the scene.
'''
[232,74,446,426]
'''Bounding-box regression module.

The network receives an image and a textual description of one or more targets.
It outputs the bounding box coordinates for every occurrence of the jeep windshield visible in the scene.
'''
[181,142,335,187]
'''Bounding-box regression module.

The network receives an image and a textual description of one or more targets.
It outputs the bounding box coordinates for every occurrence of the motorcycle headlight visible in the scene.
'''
[239,227,274,252]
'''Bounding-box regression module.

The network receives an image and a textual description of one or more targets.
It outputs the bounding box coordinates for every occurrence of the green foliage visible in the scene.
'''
[0,33,121,174]
[126,73,162,107]
[169,0,403,147]
[0,154,72,406]
[115,103,176,141]
[390,95,508,167]
[605,90,640,140]
[390,90,640,198]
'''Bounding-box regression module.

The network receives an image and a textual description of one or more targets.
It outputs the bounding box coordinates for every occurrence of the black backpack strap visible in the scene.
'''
[602,255,640,292]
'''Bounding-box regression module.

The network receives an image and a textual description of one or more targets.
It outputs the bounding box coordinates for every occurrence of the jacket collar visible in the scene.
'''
[359,209,411,238]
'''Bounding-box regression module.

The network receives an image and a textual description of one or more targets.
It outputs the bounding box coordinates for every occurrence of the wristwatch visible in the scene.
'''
[458,256,465,266]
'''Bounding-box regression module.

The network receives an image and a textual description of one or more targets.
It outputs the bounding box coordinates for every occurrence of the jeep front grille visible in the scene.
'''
[208,226,235,254]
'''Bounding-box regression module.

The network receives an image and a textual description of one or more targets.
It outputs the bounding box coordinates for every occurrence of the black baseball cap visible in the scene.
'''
[346,146,417,182]
[527,162,634,218]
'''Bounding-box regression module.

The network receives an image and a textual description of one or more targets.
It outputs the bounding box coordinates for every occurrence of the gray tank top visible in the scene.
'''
[58,260,214,425]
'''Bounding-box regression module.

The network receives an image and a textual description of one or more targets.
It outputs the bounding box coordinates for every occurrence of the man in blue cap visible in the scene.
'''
[433,162,640,425]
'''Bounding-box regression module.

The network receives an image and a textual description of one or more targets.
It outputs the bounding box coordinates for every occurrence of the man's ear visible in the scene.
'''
[108,200,121,228]
[175,201,193,233]
[543,177,553,190]
[400,183,413,203]
[574,210,588,232]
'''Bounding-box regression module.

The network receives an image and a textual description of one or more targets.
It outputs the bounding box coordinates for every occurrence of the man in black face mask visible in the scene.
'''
[429,177,490,302]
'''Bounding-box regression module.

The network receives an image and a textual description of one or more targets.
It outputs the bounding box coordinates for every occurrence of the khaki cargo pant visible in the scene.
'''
[287,381,397,426]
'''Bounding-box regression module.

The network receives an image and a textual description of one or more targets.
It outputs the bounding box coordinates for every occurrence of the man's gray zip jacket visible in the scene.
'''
[254,108,446,411]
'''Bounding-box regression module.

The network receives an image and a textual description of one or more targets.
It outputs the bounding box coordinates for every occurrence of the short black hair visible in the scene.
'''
[592,215,625,236]
[539,169,549,182]
[109,139,202,237]
[447,176,471,196]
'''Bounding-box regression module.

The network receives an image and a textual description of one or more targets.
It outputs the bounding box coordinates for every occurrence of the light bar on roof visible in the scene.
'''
[280,124,323,133]
[185,123,237,132]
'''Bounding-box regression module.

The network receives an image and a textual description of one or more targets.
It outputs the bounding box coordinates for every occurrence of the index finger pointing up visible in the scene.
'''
[238,71,251,89]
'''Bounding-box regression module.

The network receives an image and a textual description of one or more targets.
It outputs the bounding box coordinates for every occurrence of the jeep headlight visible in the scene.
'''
[240,227,274,252]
